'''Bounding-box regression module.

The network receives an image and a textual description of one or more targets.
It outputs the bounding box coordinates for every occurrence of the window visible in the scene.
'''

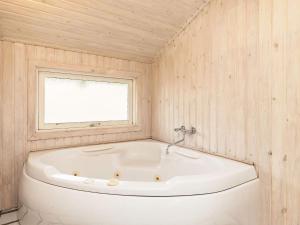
[38,70,135,130]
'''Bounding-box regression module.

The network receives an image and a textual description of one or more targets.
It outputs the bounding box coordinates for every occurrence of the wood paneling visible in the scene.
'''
[0,0,208,63]
[0,41,151,210]
[152,0,300,225]
[153,0,260,162]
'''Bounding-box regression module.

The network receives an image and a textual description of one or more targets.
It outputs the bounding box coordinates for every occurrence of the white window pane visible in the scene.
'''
[44,77,129,124]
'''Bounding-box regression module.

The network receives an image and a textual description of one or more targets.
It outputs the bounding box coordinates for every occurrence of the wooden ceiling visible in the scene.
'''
[0,0,208,62]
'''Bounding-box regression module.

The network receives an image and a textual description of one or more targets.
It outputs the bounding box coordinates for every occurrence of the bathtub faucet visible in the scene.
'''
[165,126,196,154]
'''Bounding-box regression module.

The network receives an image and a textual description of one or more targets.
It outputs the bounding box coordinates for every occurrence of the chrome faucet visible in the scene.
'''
[165,126,196,154]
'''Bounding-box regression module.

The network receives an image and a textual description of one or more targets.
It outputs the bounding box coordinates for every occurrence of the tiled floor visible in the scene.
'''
[0,210,19,225]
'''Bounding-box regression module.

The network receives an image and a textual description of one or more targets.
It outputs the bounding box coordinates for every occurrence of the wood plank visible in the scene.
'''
[1,41,16,209]
[271,0,288,224]
[258,0,273,224]
[0,39,3,210]
[13,43,27,206]
[285,0,300,224]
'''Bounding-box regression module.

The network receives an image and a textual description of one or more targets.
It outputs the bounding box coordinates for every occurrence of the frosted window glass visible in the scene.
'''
[44,77,129,124]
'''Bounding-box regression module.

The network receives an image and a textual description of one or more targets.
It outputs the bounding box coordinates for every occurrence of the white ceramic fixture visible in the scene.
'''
[19,140,260,225]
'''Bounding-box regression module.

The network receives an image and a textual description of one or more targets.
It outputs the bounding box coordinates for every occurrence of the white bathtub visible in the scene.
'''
[19,140,260,225]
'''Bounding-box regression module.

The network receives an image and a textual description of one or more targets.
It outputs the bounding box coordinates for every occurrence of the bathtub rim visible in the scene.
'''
[24,139,258,197]
[21,167,258,197]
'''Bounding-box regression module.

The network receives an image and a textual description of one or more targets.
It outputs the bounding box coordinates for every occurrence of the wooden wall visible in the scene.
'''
[0,41,152,210]
[152,0,300,225]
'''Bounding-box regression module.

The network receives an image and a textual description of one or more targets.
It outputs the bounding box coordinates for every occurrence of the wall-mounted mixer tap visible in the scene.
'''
[165,126,196,154]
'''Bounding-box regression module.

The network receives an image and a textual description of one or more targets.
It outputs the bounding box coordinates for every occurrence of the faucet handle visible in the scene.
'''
[188,127,197,135]
[174,126,185,132]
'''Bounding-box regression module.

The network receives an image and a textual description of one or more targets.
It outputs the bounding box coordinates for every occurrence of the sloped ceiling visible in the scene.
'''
[0,0,208,62]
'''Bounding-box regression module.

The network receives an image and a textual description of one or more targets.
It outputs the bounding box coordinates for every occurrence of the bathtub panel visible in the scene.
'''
[19,170,260,225]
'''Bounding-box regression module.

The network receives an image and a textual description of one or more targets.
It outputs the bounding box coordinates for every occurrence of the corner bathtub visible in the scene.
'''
[19,140,260,225]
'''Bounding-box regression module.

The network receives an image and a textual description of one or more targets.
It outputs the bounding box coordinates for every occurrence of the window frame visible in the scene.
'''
[28,60,143,141]
[37,69,135,130]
